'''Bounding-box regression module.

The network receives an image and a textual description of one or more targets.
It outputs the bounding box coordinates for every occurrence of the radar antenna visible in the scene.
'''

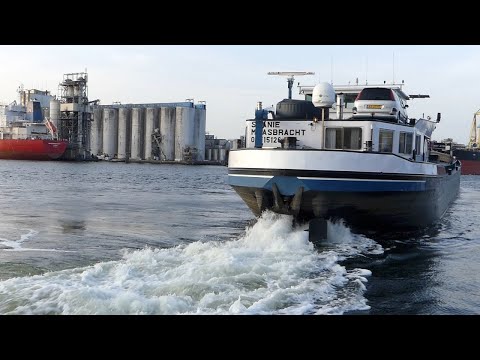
[268,71,315,99]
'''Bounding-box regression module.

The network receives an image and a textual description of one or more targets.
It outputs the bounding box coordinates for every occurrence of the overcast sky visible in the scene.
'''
[0,45,477,142]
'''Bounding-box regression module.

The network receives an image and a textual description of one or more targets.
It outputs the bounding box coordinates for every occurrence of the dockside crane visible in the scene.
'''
[467,109,480,148]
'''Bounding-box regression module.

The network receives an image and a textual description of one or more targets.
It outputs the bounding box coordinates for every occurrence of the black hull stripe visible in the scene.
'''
[229,168,431,181]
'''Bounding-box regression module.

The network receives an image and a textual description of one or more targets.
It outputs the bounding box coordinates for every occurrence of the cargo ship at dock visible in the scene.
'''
[452,110,480,175]
[0,88,68,161]
[432,109,480,175]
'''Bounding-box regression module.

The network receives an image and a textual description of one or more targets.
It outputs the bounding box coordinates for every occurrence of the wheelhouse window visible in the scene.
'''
[325,128,342,149]
[344,128,362,149]
[424,138,430,161]
[379,129,394,153]
[325,127,363,150]
[399,132,413,154]
[415,134,421,154]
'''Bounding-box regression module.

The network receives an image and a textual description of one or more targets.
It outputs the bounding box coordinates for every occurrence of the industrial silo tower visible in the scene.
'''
[58,72,93,160]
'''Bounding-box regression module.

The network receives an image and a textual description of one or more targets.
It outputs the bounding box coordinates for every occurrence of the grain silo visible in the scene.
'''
[160,107,176,161]
[194,106,206,161]
[130,107,145,160]
[102,108,118,158]
[175,106,195,161]
[90,107,103,156]
[117,107,131,160]
[144,108,159,160]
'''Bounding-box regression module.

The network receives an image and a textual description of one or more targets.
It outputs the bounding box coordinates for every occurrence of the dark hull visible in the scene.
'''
[230,170,460,232]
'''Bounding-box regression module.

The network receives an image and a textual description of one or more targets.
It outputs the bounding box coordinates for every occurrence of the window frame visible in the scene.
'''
[415,134,421,155]
[399,131,413,154]
[325,127,363,150]
[379,129,394,153]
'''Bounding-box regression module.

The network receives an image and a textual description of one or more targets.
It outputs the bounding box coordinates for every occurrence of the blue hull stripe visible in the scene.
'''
[228,174,426,194]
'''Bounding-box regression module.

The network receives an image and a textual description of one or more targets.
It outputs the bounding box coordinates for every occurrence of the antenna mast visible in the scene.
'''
[331,57,333,84]
[268,71,315,99]
[366,57,368,85]
[393,52,395,84]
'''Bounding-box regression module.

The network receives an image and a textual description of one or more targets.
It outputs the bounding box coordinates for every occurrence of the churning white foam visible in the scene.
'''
[0,211,382,315]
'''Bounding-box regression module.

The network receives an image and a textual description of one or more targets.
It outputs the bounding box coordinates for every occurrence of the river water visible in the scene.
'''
[0,161,477,314]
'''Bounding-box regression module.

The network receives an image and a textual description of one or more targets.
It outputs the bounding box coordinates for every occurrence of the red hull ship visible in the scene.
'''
[431,110,480,175]
[431,143,480,175]
[0,139,67,160]
[0,91,68,161]
[459,160,480,175]
[452,110,480,175]
[451,149,480,175]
